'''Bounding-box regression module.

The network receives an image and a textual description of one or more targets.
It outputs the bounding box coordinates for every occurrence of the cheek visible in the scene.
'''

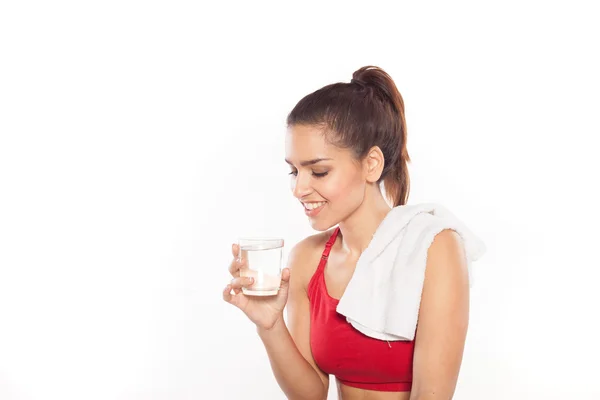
[321,172,365,203]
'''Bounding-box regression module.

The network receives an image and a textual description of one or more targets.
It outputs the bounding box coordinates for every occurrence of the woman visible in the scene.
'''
[223,66,470,399]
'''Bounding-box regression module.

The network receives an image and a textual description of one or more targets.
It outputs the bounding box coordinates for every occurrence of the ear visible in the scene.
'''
[363,146,385,183]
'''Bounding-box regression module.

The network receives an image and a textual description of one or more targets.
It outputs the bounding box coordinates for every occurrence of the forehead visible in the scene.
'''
[285,125,336,160]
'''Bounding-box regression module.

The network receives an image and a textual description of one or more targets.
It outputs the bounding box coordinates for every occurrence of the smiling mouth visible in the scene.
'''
[303,201,326,210]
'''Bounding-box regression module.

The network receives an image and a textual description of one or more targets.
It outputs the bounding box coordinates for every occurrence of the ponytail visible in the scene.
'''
[351,66,410,206]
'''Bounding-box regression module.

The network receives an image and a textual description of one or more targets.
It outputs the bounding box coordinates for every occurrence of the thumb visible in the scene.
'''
[279,268,291,289]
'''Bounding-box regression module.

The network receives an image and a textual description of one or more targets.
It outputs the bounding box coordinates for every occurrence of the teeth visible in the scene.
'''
[305,202,326,210]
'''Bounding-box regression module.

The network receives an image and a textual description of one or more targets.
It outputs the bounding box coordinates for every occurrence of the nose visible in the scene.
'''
[291,171,312,199]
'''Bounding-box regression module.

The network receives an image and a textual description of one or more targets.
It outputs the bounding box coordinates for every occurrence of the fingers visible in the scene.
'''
[222,280,251,309]
[228,258,240,277]
[223,284,243,308]
[228,258,246,278]
[228,243,246,278]
[229,276,254,291]
[222,284,233,303]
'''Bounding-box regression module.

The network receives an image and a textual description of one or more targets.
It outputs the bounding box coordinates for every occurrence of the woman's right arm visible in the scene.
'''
[256,240,329,400]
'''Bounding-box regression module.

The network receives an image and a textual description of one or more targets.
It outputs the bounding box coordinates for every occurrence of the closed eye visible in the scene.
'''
[288,170,329,178]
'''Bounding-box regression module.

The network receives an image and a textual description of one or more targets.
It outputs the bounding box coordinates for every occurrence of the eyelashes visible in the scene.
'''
[288,171,329,178]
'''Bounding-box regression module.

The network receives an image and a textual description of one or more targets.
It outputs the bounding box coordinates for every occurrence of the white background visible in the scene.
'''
[1,1,599,399]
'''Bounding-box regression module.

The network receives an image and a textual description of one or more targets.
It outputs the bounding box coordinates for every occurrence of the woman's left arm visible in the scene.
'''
[410,229,470,400]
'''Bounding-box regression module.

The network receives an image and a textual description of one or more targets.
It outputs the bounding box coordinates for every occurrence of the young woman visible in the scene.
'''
[223,66,470,399]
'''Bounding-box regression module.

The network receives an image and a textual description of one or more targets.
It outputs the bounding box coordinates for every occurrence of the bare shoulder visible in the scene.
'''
[287,228,336,287]
[424,228,469,289]
[427,229,467,268]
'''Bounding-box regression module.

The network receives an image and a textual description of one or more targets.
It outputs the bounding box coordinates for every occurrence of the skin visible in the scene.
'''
[223,124,470,399]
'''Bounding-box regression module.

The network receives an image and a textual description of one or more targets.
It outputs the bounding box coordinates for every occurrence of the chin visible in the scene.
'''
[309,218,336,232]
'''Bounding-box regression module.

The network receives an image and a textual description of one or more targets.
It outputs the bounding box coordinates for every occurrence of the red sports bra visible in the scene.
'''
[307,227,415,392]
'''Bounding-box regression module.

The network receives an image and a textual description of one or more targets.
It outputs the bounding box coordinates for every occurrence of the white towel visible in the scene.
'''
[335,203,486,341]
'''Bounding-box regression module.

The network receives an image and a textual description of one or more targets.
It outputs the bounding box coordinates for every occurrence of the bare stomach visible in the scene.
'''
[336,380,411,400]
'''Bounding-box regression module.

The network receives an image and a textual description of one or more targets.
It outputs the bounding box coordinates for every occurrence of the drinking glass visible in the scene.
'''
[237,237,284,296]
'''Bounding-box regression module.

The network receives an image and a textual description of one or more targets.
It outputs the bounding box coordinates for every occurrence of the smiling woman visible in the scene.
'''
[223,66,476,400]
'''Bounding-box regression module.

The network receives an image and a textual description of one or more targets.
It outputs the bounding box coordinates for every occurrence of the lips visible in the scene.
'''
[303,201,326,217]
[303,201,326,210]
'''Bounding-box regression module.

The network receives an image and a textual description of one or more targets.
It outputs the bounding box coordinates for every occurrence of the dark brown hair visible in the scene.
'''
[286,66,410,207]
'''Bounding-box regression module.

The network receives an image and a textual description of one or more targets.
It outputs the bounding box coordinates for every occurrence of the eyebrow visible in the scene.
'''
[285,158,333,167]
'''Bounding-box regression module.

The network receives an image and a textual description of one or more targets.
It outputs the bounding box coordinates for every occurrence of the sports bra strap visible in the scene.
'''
[320,226,340,261]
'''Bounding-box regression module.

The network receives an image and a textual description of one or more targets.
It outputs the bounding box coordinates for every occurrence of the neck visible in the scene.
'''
[337,184,393,257]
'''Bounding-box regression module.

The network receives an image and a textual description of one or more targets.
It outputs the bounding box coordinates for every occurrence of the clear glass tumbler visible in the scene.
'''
[237,237,284,296]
